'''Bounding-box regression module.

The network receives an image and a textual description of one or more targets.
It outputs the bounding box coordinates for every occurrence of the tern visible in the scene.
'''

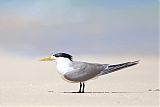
[41,53,139,93]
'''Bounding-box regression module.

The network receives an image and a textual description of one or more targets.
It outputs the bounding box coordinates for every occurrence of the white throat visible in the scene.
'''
[55,57,73,74]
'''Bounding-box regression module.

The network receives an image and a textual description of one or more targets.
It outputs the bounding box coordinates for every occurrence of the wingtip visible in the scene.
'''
[133,60,140,64]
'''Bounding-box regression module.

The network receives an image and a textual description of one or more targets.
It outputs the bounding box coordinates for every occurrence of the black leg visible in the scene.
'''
[78,82,82,93]
[82,82,85,93]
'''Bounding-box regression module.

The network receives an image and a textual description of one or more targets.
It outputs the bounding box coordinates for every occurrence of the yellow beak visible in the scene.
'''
[40,56,56,61]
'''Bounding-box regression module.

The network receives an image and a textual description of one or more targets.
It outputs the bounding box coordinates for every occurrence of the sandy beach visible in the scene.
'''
[0,54,159,107]
[0,0,158,107]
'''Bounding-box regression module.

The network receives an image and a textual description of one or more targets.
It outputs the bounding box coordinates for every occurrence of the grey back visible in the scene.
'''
[64,61,108,82]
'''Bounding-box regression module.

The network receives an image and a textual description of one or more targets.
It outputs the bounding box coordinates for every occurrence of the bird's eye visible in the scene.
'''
[53,55,57,57]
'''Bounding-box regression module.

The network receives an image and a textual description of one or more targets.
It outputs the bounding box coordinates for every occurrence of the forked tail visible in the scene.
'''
[102,60,140,75]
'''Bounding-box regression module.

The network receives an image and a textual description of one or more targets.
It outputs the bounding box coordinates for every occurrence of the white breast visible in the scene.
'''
[55,57,74,74]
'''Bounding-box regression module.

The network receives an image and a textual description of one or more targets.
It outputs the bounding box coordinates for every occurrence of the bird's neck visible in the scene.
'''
[55,58,73,74]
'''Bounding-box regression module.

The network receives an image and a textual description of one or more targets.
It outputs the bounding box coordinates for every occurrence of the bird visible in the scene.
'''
[40,53,139,93]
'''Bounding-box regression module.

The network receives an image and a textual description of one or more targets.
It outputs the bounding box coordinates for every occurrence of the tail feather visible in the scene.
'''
[102,60,140,75]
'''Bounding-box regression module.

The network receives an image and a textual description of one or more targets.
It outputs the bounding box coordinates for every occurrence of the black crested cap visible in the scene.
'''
[53,53,73,61]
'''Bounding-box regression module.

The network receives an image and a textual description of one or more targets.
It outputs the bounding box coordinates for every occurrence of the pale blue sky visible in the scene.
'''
[0,0,158,56]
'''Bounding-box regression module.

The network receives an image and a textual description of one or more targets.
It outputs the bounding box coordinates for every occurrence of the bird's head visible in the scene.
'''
[40,53,73,62]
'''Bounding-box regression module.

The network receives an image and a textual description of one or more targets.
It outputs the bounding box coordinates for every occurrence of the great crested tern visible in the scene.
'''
[41,53,139,93]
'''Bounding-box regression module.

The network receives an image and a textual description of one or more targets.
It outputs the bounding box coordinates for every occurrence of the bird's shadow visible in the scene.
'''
[63,91,143,94]
[48,91,143,94]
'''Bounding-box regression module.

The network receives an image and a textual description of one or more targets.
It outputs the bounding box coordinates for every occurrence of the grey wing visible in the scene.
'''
[64,62,107,82]
[98,60,140,76]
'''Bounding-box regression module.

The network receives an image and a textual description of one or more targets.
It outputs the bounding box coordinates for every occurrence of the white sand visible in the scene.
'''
[0,54,159,107]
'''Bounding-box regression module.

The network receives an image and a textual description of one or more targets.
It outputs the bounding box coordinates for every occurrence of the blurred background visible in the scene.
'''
[0,0,158,57]
[0,0,159,106]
